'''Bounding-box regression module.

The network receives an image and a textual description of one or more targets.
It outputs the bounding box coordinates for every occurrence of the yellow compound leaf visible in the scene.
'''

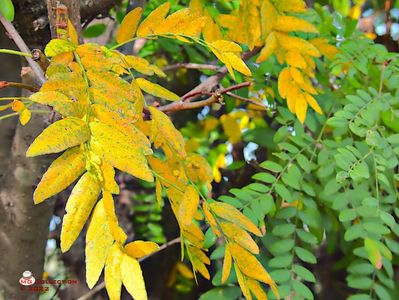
[124,55,154,76]
[149,107,187,159]
[223,52,252,77]
[178,186,200,227]
[61,172,101,252]
[257,32,277,63]
[105,244,123,300]
[19,109,31,126]
[202,201,221,236]
[221,246,232,284]
[103,191,127,244]
[125,241,160,259]
[86,199,114,289]
[274,16,318,33]
[136,78,180,101]
[67,19,78,45]
[137,2,170,37]
[260,0,278,38]
[210,202,262,237]
[304,93,322,114]
[230,243,278,297]
[234,263,252,300]
[30,91,86,117]
[90,120,153,182]
[44,38,76,57]
[34,146,85,204]
[26,117,90,157]
[273,0,307,13]
[184,153,213,185]
[247,279,269,300]
[121,254,148,300]
[220,222,259,254]
[116,7,143,43]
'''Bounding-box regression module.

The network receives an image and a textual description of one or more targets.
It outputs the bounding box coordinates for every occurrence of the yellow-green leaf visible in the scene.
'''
[44,38,76,57]
[137,2,170,37]
[256,32,277,63]
[274,16,318,33]
[60,172,101,252]
[103,191,127,244]
[30,91,86,117]
[26,117,90,157]
[121,254,148,300]
[19,109,31,126]
[220,222,259,254]
[67,19,79,45]
[116,7,142,43]
[125,241,160,259]
[210,202,262,236]
[90,120,153,182]
[247,279,268,300]
[149,107,186,158]
[178,186,200,227]
[86,199,114,288]
[136,78,180,101]
[105,244,123,300]
[234,263,252,300]
[34,146,85,204]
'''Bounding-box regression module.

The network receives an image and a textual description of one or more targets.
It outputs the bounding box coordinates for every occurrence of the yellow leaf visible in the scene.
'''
[34,146,85,204]
[285,51,307,69]
[289,67,305,85]
[309,38,339,60]
[220,114,241,144]
[125,241,160,259]
[223,52,252,77]
[124,55,154,76]
[116,7,143,43]
[155,178,163,206]
[149,107,187,159]
[184,153,213,185]
[103,191,127,244]
[274,0,307,13]
[86,199,114,288]
[304,93,322,114]
[190,254,210,280]
[276,32,320,57]
[230,243,278,296]
[19,109,31,126]
[12,99,24,111]
[188,245,210,265]
[295,93,308,124]
[105,244,123,300]
[101,162,119,194]
[137,2,170,37]
[176,262,194,279]
[178,186,200,227]
[260,0,278,37]
[234,263,252,300]
[90,120,153,182]
[247,279,269,300]
[67,19,79,45]
[277,67,292,99]
[221,246,232,284]
[136,78,180,101]
[220,222,259,254]
[44,38,76,57]
[61,172,101,252]
[121,254,148,300]
[202,201,221,236]
[274,16,318,33]
[210,40,242,52]
[149,157,188,191]
[26,117,90,157]
[210,202,262,236]
[203,19,222,43]
[30,91,86,117]
[256,32,277,63]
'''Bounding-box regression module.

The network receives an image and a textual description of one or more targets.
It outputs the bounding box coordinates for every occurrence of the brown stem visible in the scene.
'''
[163,63,220,72]
[0,81,39,92]
[226,92,266,108]
[75,237,181,300]
[155,82,252,113]
[0,16,45,84]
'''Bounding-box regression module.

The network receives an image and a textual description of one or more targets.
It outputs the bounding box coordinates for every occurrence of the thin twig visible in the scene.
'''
[225,92,266,108]
[163,63,220,72]
[0,81,39,92]
[75,237,181,300]
[156,82,252,113]
[0,16,45,84]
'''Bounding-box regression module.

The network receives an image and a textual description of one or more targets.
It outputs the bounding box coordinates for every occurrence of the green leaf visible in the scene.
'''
[373,283,391,300]
[260,161,283,172]
[347,275,373,289]
[292,280,314,299]
[84,24,107,38]
[339,209,357,222]
[296,229,318,245]
[275,183,291,200]
[347,261,374,275]
[269,239,295,254]
[344,224,364,241]
[268,255,293,268]
[44,39,76,57]
[199,287,242,300]
[293,264,316,282]
[294,246,316,264]
[364,238,382,269]
[272,223,296,237]
[0,0,14,21]
[269,270,291,283]
[349,161,370,181]
[252,172,276,183]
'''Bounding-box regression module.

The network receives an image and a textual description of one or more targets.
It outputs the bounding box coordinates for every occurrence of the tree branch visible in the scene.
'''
[163,63,220,72]
[0,81,39,93]
[0,16,45,84]
[75,237,181,300]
